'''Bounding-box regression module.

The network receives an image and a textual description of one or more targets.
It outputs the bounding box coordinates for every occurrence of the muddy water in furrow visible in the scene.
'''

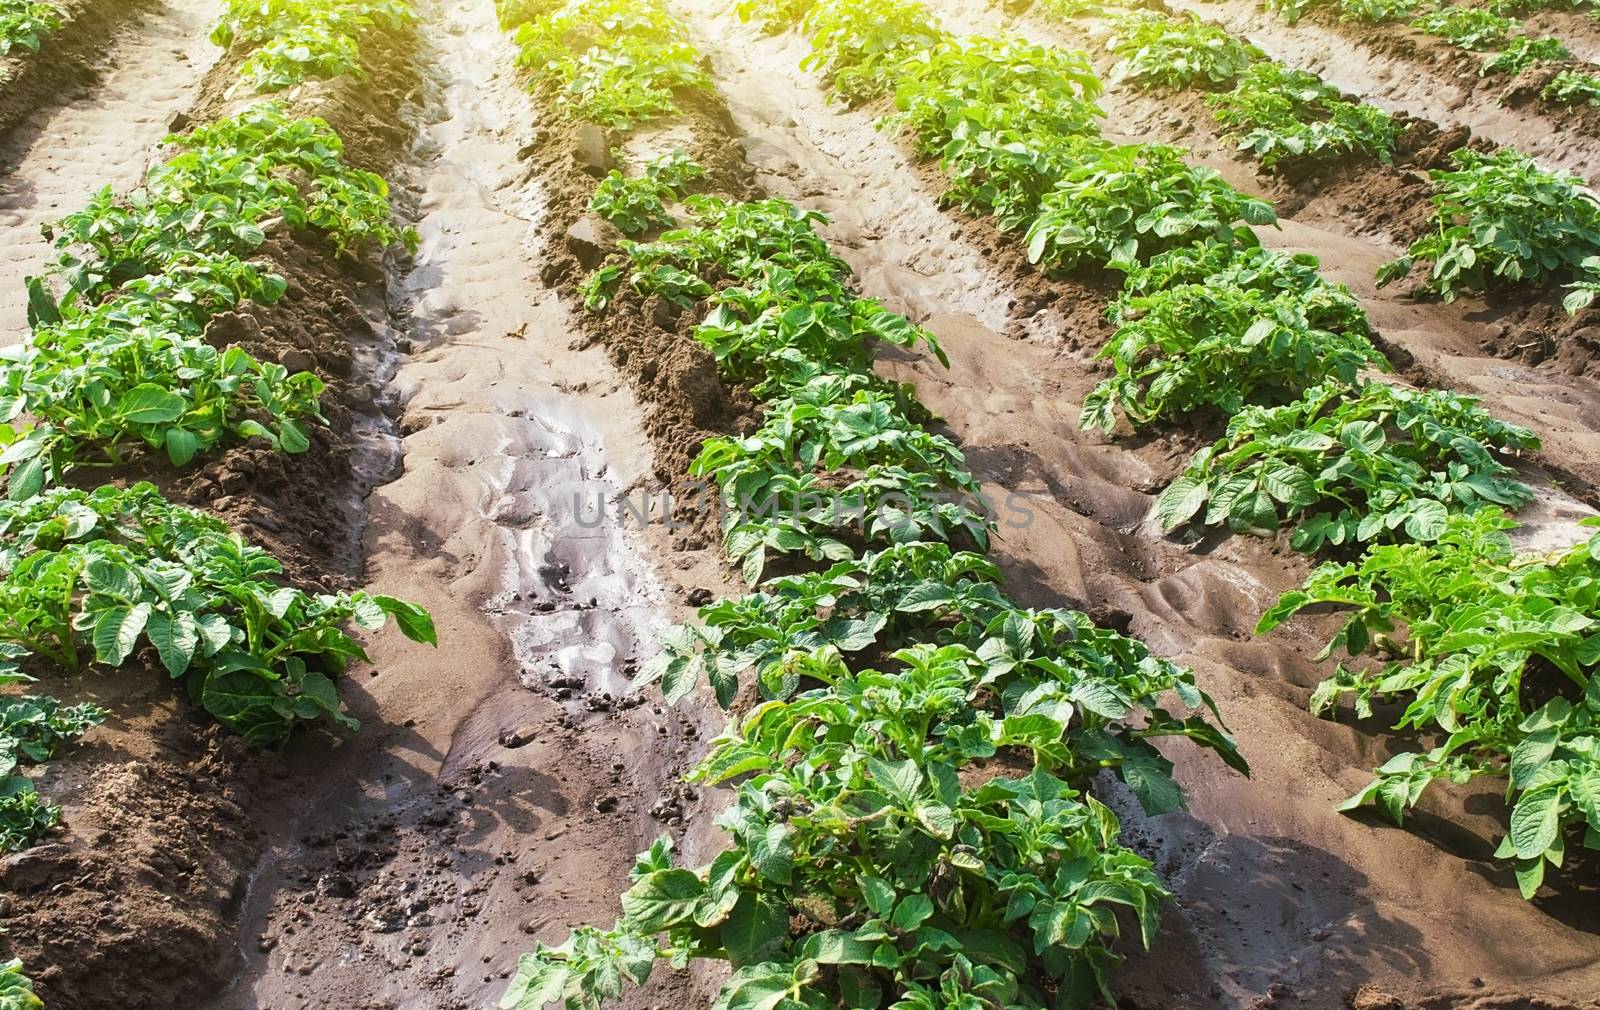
[0,0,221,334]
[677,2,1600,1005]
[205,3,708,1007]
[1166,0,1600,183]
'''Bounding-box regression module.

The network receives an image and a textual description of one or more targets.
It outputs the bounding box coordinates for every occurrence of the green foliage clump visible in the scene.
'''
[1481,34,1570,75]
[1542,68,1600,105]
[1081,241,1383,431]
[1339,0,1429,22]
[1412,5,1517,50]
[587,151,704,234]
[1023,143,1277,273]
[1157,380,1538,550]
[0,483,435,748]
[210,0,414,94]
[1259,509,1600,898]
[1209,62,1400,166]
[1,106,409,499]
[733,0,816,33]
[0,959,42,1010]
[511,0,711,128]
[1106,10,1264,90]
[0,0,58,56]
[889,35,1104,230]
[798,0,948,104]
[1379,147,1600,301]
[0,687,103,852]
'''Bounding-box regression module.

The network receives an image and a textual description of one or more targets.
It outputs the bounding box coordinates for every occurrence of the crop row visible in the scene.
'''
[0,0,433,875]
[495,2,1251,1009]
[1045,0,1600,306]
[742,0,1598,898]
[210,0,414,94]
[1261,0,1600,109]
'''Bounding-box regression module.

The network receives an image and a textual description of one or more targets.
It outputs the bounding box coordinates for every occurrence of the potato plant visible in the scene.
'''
[0,687,104,852]
[510,0,711,127]
[1080,242,1385,430]
[1258,509,1600,897]
[1024,143,1278,274]
[888,35,1104,231]
[1104,10,1263,90]
[1157,380,1540,550]
[0,484,436,748]
[0,959,41,1010]
[1379,147,1600,302]
[1481,34,1570,75]
[587,151,705,234]
[1411,5,1518,50]
[1209,62,1400,167]
[0,105,408,499]
[1542,68,1600,106]
[211,0,414,93]
[0,0,58,56]
[796,0,947,104]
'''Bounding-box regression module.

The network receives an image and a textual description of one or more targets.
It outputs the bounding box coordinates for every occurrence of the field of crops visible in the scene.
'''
[0,0,1596,1007]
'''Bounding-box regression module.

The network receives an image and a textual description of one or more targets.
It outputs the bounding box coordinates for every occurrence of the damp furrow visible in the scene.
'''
[203,0,708,1005]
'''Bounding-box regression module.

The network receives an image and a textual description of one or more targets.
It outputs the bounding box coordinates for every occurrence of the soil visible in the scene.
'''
[0,0,1597,1008]
[0,0,157,141]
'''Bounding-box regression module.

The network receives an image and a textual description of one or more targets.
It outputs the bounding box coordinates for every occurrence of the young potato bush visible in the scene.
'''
[1481,34,1569,75]
[1259,509,1600,898]
[210,0,415,94]
[888,35,1104,230]
[0,484,436,748]
[1209,62,1400,166]
[0,688,104,852]
[0,0,58,56]
[1105,10,1263,90]
[1157,380,1539,550]
[0,959,41,1010]
[511,0,711,127]
[1024,144,1278,274]
[1411,5,1518,51]
[1339,0,1428,22]
[1081,241,1384,430]
[797,0,948,104]
[0,105,410,499]
[1543,68,1600,106]
[1379,147,1600,302]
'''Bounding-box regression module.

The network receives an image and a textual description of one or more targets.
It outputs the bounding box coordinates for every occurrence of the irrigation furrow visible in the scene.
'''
[201,0,713,1004]
[0,0,222,335]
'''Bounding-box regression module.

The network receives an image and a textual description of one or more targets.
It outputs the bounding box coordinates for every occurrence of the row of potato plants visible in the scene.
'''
[0,10,434,868]
[747,0,1597,897]
[495,3,1249,1009]
[1263,0,1600,108]
[1054,0,1600,308]
[211,0,415,94]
